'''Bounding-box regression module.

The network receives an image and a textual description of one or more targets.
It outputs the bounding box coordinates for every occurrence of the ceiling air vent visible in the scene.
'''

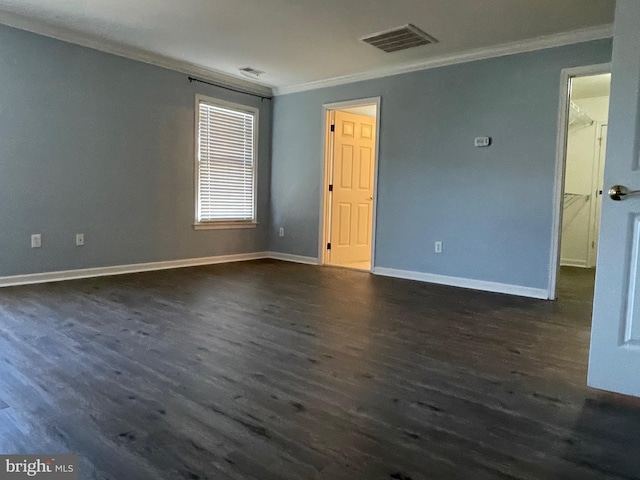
[361,24,438,53]
[239,67,265,79]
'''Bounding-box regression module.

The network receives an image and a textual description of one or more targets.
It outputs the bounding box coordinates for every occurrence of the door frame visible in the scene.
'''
[587,122,608,268]
[318,97,382,270]
[548,63,611,300]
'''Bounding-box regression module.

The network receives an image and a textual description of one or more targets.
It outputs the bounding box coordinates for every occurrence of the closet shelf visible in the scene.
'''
[564,193,590,209]
[568,101,594,130]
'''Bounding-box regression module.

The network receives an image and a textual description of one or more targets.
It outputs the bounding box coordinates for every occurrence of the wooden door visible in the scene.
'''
[329,111,375,266]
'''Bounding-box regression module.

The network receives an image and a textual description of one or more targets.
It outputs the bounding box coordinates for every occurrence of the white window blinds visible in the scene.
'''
[197,99,257,223]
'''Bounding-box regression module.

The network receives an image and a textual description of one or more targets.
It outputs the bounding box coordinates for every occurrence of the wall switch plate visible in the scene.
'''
[435,241,443,253]
[31,234,41,248]
[474,136,491,147]
[279,227,285,237]
[76,233,85,246]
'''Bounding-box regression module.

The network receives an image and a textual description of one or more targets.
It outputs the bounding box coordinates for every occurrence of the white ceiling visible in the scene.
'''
[341,105,377,118]
[0,0,616,94]
[572,73,612,99]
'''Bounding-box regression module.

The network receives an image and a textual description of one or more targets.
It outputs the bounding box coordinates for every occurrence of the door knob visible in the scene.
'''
[609,185,640,201]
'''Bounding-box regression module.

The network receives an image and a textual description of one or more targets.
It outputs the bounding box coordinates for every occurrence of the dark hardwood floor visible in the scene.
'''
[0,261,638,479]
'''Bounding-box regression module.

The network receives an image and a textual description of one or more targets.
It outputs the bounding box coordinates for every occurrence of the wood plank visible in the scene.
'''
[0,262,638,479]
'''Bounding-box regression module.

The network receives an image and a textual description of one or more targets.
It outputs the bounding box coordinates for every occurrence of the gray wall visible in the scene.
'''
[270,40,612,290]
[0,25,272,277]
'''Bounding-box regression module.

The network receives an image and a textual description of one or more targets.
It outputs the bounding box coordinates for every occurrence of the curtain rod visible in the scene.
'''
[188,76,272,100]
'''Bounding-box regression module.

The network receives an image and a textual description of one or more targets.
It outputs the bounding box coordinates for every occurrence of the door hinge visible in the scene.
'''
[327,243,332,250]
[330,124,335,132]
[329,184,333,192]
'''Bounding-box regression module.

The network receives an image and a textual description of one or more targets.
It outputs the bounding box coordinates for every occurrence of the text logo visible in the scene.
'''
[0,455,77,480]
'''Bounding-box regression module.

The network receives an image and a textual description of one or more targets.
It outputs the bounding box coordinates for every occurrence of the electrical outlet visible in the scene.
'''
[435,241,443,253]
[31,234,41,248]
[76,233,85,246]
[279,227,285,237]
[474,136,491,147]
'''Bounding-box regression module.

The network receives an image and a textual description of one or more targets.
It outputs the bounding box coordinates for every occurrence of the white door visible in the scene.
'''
[329,111,376,267]
[588,1,640,396]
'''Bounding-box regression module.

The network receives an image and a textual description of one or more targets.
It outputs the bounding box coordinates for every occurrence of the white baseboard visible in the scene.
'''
[0,252,270,288]
[560,259,590,268]
[0,252,547,300]
[373,267,549,300]
[267,252,319,265]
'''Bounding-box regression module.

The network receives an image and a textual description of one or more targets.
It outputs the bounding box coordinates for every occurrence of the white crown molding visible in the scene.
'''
[274,24,613,96]
[373,267,549,300]
[0,11,611,99]
[0,11,273,98]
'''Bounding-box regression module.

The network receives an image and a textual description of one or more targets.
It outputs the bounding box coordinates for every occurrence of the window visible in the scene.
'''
[195,95,258,228]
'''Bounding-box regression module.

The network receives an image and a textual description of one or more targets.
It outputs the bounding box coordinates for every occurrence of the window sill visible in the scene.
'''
[194,222,257,231]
